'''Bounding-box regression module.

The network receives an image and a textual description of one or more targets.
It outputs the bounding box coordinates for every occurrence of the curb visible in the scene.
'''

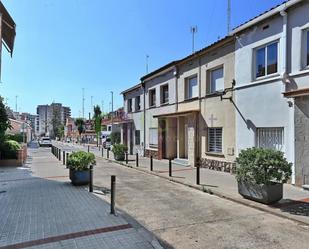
[96,155,309,227]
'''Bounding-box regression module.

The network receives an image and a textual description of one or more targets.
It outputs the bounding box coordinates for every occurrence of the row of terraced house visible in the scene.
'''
[120,0,309,186]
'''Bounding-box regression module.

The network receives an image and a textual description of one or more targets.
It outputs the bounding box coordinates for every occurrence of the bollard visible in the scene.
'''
[150,156,153,171]
[125,152,128,164]
[136,153,139,167]
[55,147,57,157]
[63,151,65,165]
[66,152,69,168]
[101,147,104,157]
[89,165,93,192]
[196,158,200,185]
[107,148,110,159]
[169,158,172,177]
[110,175,116,215]
[88,145,90,153]
[51,146,53,154]
[59,149,61,161]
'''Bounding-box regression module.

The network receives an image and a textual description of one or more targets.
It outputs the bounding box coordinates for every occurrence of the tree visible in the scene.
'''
[93,105,102,146]
[74,118,85,143]
[51,104,61,139]
[0,96,11,143]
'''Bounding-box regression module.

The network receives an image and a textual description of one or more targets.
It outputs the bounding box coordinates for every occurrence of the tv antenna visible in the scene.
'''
[227,0,231,34]
[190,26,198,53]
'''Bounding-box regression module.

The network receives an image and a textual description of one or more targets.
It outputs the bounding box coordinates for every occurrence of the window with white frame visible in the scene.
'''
[149,128,158,148]
[149,89,156,107]
[255,42,278,78]
[257,127,284,151]
[135,96,141,111]
[210,67,224,93]
[127,99,132,113]
[185,76,198,99]
[208,128,222,153]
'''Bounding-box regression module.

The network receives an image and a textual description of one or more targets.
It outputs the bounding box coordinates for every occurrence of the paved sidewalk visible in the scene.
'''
[0,147,164,249]
[55,142,309,226]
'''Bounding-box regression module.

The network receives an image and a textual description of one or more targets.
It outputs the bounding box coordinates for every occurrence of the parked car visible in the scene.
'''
[103,137,111,149]
[39,137,52,147]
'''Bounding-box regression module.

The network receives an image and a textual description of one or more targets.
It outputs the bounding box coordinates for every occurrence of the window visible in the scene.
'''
[208,128,222,153]
[161,84,169,104]
[149,89,156,107]
[135,96,141,111]
[149,128,158,147]
[135,130,140,145]
[127,99,132,113]
[186,76,198,99]
[255,42,278,78]
[210,67,224,93]
[307,31,309,66]
[257,127,284,151]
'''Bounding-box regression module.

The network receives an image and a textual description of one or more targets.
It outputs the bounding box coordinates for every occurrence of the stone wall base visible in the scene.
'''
[199,158,236,173]
[145,149,158,159]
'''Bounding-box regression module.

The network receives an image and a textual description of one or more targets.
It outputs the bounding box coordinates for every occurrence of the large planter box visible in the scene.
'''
[0,147,27,167]
[114,154,125,161]
[238,180,283,204]
[69,169,90,186]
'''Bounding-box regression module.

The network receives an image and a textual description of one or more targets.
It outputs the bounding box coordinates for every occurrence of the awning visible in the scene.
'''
[283,88,309,98]
[153,110,199,118]
[0,1,16,56]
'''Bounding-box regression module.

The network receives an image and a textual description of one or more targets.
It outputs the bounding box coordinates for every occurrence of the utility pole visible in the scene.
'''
[15,95,17,112]
[101,100,104,114]
[82,88,85,119]
[227,0,231,34]
[111,91,113,133]
[146,55,149,74]
[190,26,198,53]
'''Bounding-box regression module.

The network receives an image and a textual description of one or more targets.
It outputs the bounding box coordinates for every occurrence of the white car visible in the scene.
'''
[39,137,52,147]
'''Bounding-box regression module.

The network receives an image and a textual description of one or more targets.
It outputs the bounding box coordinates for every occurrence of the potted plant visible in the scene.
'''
[67,151,96,185]
[112,144,127,161]
[236,147,292,204]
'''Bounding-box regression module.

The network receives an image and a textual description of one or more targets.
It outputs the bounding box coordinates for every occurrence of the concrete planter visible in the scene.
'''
[238,180,283,204]
[69,169,90,186]
[0,147,27,167]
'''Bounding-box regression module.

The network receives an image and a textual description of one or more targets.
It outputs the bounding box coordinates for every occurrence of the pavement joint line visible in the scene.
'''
[0,175,68,183]
[93,155,309,227]
[0,224,132,249]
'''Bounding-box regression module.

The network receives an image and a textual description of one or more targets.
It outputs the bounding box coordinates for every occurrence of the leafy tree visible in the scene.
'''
[0,96,11,143]
[93,105,102,146]
[51,104,62,139]
[74,118,85,142]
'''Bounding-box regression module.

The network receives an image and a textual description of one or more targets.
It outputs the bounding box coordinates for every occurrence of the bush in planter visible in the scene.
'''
[67,151,96,185]
[0,140,21,159]
[112,144,127,161]
[236,147,292,204]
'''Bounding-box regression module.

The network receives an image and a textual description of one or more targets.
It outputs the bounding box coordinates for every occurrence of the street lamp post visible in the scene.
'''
[111,91,113,133]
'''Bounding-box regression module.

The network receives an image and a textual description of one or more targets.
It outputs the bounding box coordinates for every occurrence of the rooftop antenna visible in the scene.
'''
[101,100,104,113]
[227,0,231,34]
[190,26,198,53]
[146,55,149,74]
[82,88,85,119]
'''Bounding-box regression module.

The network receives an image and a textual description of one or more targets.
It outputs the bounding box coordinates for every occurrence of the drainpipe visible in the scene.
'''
[280,9,295,184]
[142,82,146,157]
[197,56,202,165]
[174,66,179,111]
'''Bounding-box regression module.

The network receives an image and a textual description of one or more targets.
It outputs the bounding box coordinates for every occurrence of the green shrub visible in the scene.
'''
[236,147,292,185]
[5,134,24,143]
[0,140,22,159]
[67,151,96,171]
[112,144,127,156]
[110,132,121,144]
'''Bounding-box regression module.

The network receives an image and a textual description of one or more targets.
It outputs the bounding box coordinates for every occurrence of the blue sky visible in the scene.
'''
[0,0,284,117]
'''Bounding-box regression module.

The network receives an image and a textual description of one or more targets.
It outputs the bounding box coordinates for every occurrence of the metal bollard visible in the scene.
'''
[125,152,128,164]
[169,158,172,177]
[59,149,61,161]
[89,165,93,192]
[55,147,57,157]
[63,151,65,165]
[101,148,104,157]
[107,148,109,159]
[51,146,53,154]
[110,175,116,215]
[66,152,69,168]
[136,153,139,167]
[196,159,200,185]
[88,145,90,152]
[150,156,153,171]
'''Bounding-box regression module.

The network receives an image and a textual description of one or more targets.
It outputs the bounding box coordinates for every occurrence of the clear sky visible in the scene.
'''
[0,0,284,117]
